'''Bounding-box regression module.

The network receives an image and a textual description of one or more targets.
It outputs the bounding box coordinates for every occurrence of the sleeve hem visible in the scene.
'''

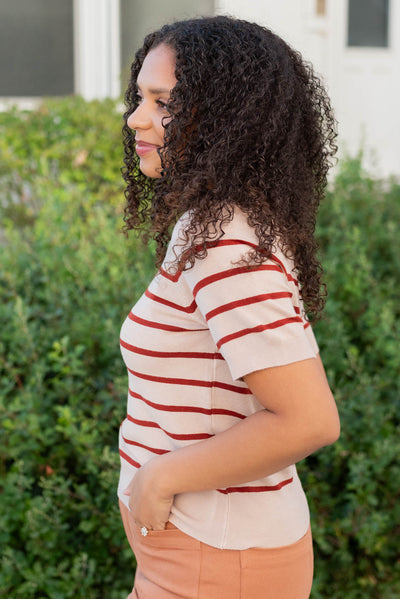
[225,344,318,381]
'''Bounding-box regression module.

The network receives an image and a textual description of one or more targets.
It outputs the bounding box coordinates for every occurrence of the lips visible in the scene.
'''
[135,140,161,156]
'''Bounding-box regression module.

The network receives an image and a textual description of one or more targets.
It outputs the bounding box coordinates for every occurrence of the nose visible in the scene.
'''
[127,102,150,131]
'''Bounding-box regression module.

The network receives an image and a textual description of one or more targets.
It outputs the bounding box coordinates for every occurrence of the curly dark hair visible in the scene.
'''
[122,15,337,319]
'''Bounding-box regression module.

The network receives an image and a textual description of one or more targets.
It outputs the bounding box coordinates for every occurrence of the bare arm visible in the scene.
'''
[124,354,340,529]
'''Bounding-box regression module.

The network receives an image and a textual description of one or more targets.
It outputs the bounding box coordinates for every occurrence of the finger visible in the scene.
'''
[152,521,167,531]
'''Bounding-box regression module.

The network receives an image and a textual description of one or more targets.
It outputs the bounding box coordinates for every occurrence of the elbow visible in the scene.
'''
[313,410,341,449]
[322,417,340,447]
[296,403,340,454]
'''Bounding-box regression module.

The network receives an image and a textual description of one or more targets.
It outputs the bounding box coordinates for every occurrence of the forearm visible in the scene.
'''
[153,357,339,498]
[154,407,329,497]
[127,358,339,529]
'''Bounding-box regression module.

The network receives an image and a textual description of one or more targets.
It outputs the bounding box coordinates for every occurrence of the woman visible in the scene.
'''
[118,15,339,599]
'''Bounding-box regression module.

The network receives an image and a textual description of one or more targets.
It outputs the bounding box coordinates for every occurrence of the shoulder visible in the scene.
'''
[165,206,296,280]
[170,206,254,243]
[219,208,297,279]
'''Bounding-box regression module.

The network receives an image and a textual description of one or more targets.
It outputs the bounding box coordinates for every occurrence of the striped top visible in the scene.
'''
[118,208,319,549]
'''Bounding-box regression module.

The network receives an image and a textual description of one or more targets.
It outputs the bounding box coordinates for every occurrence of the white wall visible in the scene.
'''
[328,0,400,177]
[216,0,400,177]
[2,0,398,176]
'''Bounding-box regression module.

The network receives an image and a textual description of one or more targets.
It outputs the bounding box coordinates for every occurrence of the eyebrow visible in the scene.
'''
[137,85,171,95]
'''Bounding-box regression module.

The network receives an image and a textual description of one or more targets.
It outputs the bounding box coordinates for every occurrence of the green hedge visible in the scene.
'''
[0,98,154,598]
[304,159,400,598]
[0,98,399,598]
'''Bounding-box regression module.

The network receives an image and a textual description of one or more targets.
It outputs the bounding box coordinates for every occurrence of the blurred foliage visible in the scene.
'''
[0,97,154,598]
[0,99,399,598]
[303,156,400,598]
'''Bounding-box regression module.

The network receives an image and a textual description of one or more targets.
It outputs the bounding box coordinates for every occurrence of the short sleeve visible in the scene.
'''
[182,240,319,381]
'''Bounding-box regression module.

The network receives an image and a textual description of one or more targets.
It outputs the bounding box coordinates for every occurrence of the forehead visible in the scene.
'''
[137,44,177,91]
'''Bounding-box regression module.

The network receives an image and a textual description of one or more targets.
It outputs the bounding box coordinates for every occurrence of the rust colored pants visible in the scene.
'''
[120,501,313,599]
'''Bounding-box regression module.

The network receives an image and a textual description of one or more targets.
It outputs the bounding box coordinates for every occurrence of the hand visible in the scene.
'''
[123,458,174,531]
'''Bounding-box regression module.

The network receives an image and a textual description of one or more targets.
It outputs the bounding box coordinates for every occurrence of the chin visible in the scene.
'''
[138,157,162,179]
[141,170,162,178]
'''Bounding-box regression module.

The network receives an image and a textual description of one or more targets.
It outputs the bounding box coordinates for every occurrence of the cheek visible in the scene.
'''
[155,119,167,141]
[156,113,174,143]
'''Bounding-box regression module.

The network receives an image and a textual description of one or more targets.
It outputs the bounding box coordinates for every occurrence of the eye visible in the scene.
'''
[156,99,168,110]
[135,92,143,104]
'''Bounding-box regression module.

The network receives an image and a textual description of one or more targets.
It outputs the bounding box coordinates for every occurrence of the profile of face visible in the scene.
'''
[127,44,177,178]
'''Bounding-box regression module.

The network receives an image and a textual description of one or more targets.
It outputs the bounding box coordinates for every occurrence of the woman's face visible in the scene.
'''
[127,44,177,178]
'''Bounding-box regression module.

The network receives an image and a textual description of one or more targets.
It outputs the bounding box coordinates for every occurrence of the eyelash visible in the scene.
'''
[135,94,167,110]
